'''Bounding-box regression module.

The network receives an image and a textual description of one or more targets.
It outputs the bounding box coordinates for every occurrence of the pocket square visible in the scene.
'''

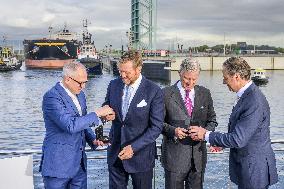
[137,99,147,107]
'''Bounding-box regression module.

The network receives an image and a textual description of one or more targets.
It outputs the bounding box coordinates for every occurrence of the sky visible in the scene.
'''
[0,0,284,49]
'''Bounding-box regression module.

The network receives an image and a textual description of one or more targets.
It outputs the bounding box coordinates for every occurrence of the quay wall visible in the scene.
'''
[171,56,284,71]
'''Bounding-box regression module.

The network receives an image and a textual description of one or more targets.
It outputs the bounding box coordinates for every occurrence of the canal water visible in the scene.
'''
[0,68,283,188]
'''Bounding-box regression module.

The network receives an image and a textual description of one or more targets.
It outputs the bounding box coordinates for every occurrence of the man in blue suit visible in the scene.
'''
[40,61,114,189]
[190,57,278,189]
[104,50,164,189]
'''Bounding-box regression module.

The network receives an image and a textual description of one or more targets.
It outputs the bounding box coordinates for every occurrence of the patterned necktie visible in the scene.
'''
[122,85,131,120]
[184,89,193,116]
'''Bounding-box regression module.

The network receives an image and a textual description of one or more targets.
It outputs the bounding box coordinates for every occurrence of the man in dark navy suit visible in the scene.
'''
[104,50,164,189]
[190,57,278,189]
[41,61,114,189]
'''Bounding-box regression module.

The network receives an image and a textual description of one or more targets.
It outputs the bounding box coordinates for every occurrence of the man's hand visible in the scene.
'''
[118,145,134,160]
[93,139,105,146]
[175,127,188,139]
[209,146,223,153]
[95,105,115,117]
[189,126,207,141]
[104,113,116,121]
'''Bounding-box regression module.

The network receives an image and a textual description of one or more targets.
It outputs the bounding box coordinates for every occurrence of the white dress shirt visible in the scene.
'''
[177,81,195,107]
[60,82,82,116]
[122,74,143,111]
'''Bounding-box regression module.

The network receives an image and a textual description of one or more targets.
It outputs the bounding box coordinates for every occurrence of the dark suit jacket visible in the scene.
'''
[161,83,217,173]
[40,82,99,178]
[104,76,164,173]
[209,83,278,188]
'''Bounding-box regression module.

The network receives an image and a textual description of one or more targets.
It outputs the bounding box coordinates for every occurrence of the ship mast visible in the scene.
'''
[48,26,53,39]
[82,19,92,45]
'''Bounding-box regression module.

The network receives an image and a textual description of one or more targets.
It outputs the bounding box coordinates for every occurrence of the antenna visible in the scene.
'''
[48,26,53,39]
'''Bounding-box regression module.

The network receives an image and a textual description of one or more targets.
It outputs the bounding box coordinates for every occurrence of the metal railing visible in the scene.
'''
[1,140,284,189]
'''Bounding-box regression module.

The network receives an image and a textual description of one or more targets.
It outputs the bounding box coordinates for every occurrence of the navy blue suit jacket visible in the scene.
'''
[209,83,278,188]
[104,77,164,173]
[40,82,99,178]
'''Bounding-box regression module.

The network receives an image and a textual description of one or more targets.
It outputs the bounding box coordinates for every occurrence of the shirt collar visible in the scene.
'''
[177,80,195,94]
[126,74,142,90]
[237,80,252,98]
[60,81,77,100]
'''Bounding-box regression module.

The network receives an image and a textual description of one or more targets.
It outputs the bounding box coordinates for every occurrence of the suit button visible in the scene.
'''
[80,147,83,151]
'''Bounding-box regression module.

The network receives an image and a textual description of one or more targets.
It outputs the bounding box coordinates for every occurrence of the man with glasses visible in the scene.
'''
[40,61,115,189]
[103,50,164,189]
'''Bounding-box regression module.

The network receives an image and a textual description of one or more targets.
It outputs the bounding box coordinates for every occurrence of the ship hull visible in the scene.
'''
[25,59,76,69]
[23,39,78,69]
[79,58,103,76]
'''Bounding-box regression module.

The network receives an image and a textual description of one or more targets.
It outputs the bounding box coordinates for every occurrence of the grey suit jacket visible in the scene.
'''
[161,83,217,173]
[209,83,278,188]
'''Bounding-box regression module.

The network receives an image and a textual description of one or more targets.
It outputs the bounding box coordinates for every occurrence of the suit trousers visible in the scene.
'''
[109,158,153,189]
[165,169,203,189]
[43,164,87,189]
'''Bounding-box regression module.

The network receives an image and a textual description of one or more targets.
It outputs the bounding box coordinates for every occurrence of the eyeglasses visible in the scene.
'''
[69,77,88,87]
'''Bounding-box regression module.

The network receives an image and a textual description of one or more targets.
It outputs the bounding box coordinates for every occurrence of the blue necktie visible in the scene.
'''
[122,85,131,120]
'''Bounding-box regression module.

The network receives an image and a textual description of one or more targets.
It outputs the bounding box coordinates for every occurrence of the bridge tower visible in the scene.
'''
[130,0,157,50]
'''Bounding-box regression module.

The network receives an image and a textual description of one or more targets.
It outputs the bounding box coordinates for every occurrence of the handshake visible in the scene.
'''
[95,105,116,121]
[175,126,222,152]
[175,125,206,141]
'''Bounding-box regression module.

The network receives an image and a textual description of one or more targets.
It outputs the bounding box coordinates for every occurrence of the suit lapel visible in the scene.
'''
[229,83,256,130]
[115,79,124,122]
[171,83,188,115]
[77,93,86,115]
[124,77,146,120]
[192,86,201,118]
[55,82,80,116]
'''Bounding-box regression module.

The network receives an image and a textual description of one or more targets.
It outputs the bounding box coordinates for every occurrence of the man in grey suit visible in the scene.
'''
[190,57,278,189]
[161,58,218,189]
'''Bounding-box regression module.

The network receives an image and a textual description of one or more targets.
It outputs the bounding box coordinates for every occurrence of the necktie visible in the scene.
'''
[185,90,193,116]
[122,85,132,120]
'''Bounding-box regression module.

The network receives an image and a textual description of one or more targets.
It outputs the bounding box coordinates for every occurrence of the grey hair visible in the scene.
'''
[223,57,251,80]
[179,58,201,74]
[62,61,86,78]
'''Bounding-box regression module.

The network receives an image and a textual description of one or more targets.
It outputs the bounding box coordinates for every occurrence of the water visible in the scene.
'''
[0,68,284,188]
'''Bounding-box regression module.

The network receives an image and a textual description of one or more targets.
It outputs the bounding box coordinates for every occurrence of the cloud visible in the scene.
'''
[0,0,284,48]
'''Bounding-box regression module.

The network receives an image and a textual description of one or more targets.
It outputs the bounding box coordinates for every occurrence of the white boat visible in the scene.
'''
[251,68,269,85]
[77,20,102,76]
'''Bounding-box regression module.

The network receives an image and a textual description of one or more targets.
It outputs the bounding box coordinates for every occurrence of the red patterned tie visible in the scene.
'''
[185,90,192,116]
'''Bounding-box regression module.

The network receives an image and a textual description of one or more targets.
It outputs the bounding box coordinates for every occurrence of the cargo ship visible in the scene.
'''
[23,25,79,69]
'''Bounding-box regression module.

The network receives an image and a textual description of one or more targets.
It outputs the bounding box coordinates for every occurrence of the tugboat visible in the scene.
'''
[77,20,103,76]
[23,24,79,69]
[251,68,269,85]
[0,46,22,72]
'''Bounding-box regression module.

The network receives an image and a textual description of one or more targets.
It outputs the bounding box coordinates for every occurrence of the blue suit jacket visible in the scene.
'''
[40,82,100,178]
[209,83,278,188]
[104,77,164,173]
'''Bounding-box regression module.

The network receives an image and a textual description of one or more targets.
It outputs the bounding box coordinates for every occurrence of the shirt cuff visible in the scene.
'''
[205,131,211,142]
[98,118,103,126]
